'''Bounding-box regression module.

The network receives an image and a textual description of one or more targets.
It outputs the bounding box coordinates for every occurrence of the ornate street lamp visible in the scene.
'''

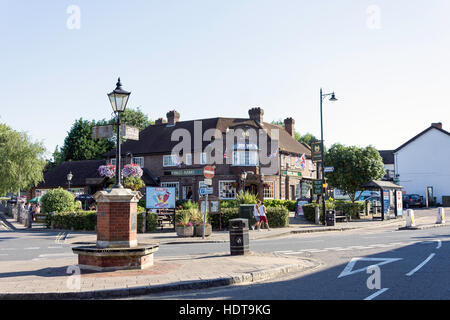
[67,171,73,193]
[240,171,248,193]
[319,88,337,224]
[108,78,131,188]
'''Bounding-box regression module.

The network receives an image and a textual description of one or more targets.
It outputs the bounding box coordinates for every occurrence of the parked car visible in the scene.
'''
[402,194,424,208]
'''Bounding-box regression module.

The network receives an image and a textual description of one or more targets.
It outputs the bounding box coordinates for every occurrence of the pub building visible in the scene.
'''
[104,107,317,202]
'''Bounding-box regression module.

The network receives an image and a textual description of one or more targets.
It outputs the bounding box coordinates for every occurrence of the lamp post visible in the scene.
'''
[108,78,131,189]
[67,171,73,193]
[320,88,337,225]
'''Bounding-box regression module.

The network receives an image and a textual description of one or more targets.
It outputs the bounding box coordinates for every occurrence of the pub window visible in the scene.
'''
[219,180,237,200]
[163,154,178,167]
[263,181,275,199]
[132,157,144,168]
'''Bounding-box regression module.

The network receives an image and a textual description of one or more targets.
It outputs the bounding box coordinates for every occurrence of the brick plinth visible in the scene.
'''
[94,188,142,248]
[73,245,159,271]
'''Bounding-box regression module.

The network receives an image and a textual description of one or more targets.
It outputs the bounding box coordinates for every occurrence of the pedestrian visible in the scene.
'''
[251,201,262,231]
[258,201,271,231]
[34,203,41,222]
[29,203,35,221]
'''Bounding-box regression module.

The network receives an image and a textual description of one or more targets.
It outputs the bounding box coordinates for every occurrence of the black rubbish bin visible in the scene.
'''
[229,218,249,255]
[326,210,335,226]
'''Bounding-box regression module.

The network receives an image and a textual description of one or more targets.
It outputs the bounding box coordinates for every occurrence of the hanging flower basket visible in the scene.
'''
[98,164,116,178]
[122,163,143,178]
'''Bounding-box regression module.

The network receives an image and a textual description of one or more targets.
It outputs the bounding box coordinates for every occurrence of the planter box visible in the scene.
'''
[194,224,212,237]
[176,225,194,237]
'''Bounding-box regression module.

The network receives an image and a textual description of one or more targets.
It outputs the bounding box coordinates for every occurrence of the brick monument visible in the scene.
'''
[72,188,158,271]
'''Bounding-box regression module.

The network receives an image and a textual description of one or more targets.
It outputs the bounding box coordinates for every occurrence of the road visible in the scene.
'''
[133,225,450,300]
[1,212,449,300]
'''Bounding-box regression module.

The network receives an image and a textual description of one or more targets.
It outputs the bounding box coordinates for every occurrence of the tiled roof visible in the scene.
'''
[378,150,394,164]
[37,160,105,189]
[105,117,311,158]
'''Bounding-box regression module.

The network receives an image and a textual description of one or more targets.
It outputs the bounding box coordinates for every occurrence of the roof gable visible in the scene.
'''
[394,126,450,153]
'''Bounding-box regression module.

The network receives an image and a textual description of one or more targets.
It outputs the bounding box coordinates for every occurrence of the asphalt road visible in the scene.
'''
[132,225,450,300]
[1,213,450,300]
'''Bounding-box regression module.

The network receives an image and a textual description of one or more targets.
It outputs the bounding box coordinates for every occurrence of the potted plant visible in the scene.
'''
[175,211,194,237]
[193,209,212,237]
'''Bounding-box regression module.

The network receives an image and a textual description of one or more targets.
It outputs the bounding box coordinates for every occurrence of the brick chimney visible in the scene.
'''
[248,107,264,124]
[155,118,167,125]
[431,122,442,129]
[284,117,295,136]
[166,110,180,125]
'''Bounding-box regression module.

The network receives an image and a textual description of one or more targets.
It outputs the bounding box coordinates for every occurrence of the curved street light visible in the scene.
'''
[320,88,338,225]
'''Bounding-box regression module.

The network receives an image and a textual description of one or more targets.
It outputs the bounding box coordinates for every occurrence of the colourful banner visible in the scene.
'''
[146,187,176,209]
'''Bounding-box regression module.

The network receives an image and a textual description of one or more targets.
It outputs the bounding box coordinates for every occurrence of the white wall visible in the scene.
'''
[394,128,450,204]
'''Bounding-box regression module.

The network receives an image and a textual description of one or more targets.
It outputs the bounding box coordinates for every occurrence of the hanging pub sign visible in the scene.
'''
[313,179,323,195]
[92,125,113,140]
[311,141,323,162]
[120,125,139,141]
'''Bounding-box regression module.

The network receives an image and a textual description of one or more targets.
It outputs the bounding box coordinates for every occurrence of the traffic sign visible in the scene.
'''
[204,178,213,186]
[199,187,213,195]
[203,166,215,179]
[324,166,334,173]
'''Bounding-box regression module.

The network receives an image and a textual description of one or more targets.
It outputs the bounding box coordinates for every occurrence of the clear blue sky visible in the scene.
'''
[1,0,449,159]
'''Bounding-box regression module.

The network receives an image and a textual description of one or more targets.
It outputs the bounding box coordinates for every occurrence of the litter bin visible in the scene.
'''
[326,210,335,226]
[229,218,249,255]
[238,204,257,226]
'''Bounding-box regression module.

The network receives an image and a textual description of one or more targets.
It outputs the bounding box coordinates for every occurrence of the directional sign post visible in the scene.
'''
[324,166,334,173]
[202,166,215,239]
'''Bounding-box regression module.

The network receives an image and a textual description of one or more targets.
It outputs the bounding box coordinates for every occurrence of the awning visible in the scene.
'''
[361,180,403,190]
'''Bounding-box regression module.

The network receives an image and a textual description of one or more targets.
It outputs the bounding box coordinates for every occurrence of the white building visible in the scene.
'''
[393,122,450,205]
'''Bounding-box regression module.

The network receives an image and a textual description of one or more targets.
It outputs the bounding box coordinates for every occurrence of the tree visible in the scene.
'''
[0,123,47,195]
[55,118,115,164]
[53,108,153,165]
[324,144,385,202]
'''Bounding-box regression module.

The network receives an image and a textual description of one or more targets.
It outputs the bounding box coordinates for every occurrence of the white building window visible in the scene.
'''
[161,182,180,199]
[163,154,178,167]
[200,152,207,165]
[132,157,144,168]
[185,153,192,166]
[232,151,259,166]
[219,180,237,199]
[263,181,275,199]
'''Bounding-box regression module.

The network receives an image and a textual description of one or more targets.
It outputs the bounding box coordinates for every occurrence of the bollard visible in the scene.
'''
[405,209,415,228]
[315,206,320,225]
[436,207,445,224]
[229,218,249,255]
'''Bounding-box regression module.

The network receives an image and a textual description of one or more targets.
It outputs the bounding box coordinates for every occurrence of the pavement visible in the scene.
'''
[0,207,447,299]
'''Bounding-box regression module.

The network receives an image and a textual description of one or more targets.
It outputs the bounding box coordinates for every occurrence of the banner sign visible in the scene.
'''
[146,187,176,209]
[396,190,403,217]
[313,180,323,195]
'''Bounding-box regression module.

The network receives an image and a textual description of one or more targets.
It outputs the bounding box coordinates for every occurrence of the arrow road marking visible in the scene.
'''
[406,253,435,276]
[436,240,442,249]
[338,257,402,279]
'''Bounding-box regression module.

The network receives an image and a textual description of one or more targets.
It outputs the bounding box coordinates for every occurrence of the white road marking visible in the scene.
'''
[47,246,63,249]
[364,288,389,300]
[338,257,402,278]
[324,247,346,251]
[24,247,40,250]
[436,240,442,249]
[0,254,8,256]
[0,248,15,251]
[274,250,294,253]
[347,246,373,250]
[406,253,435,276]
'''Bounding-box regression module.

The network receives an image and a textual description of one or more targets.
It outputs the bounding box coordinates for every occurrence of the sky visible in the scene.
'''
[1,0,449,159]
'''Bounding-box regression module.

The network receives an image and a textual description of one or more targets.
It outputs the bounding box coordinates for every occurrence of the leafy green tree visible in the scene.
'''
[324,144,385,202]
[0,123,47,195]
[53,108,153,165]
[56,118,115,164]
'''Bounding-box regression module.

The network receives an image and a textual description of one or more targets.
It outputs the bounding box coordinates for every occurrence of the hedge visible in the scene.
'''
[263,199,296,212]
[334,201,365,219]
[302,201,335,223]
[46,209,158,232]
[265,206,289,227]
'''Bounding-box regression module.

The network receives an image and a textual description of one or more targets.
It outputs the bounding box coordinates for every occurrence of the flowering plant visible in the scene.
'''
[98,164,115,178]
[122,163,143,178]
[176,221,194,227]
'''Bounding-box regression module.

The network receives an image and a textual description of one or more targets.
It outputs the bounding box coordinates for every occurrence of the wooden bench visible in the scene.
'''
[335,211,350,222]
